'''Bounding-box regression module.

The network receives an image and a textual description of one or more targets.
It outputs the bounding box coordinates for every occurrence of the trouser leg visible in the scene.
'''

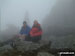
[31,36,41,43]
[25,35,32,41]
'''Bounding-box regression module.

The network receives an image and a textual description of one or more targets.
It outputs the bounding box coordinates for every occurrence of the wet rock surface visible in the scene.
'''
[0,37,53,56]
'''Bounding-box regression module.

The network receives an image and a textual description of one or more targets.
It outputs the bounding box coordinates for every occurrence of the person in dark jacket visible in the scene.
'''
[29,20,43,42]
[19,21,31,40]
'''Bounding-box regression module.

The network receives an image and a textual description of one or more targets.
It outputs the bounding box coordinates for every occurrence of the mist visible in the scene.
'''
[42,0,75,48]
[0,0,75,49]
[43,0,75,36]
[0,0,56,41]
[1,0,56,31]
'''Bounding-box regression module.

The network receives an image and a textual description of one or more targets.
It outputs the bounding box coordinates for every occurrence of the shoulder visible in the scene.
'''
[38,24,40,26]
[38,24,41,28]
[37,24,42,30]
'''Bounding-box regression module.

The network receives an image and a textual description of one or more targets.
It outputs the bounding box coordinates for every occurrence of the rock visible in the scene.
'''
[12,39,51,52]
[37,52,54,56]
[0,36,52,56]
[8,37,51,52]
[0,45,13,52]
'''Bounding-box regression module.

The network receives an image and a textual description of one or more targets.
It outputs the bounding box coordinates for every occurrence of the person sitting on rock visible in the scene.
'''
[29,20,43,42]
[19,21,31,40]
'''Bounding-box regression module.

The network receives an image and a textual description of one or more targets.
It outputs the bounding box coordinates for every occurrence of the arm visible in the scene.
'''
[31,31,42,37]
[25,26,31,35]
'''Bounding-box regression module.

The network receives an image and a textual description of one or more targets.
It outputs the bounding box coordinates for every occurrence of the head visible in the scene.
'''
[23,21,27,28]
[34,20,38,25]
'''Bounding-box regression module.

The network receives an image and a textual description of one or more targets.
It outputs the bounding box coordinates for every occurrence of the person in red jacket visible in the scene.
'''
[29,20,43,42]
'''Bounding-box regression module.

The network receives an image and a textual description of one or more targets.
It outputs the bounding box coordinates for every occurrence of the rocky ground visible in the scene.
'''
[0,37,54,56]
[0,36,75,56]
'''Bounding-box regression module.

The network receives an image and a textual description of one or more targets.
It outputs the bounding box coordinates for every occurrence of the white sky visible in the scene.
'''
[1,0,56,30]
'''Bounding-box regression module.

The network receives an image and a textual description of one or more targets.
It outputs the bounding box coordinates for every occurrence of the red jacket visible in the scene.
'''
[30,24,42,37]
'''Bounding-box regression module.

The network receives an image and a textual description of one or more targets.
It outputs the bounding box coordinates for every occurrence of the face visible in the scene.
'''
[23,23,26,28]
[34,21,38,25]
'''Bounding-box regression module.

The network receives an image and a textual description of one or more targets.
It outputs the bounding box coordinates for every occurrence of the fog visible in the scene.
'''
[42,0,75,48]
[0,0,56,41]
[1,0,56,31]
[0,0,75,49]
[43,0,75,36]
